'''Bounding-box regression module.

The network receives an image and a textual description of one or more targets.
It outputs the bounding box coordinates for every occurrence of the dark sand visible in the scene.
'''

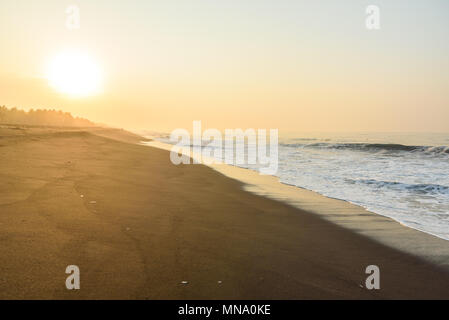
[0,125,448,299]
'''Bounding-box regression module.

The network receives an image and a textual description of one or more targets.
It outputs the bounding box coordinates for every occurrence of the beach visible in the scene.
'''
[1,125,449,299]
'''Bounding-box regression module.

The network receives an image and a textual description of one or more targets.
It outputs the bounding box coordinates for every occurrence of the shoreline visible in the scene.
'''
[1,125,449,299]
[144,140,449,270]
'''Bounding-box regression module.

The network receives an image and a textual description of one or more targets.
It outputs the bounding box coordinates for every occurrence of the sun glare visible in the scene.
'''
[46,50,102,97]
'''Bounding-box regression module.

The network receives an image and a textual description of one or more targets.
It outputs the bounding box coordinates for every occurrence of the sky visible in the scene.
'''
[1,0,448,132]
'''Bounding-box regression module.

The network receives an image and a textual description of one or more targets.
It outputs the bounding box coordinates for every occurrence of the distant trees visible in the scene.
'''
[0,106,6,123]
[0,106,94,127]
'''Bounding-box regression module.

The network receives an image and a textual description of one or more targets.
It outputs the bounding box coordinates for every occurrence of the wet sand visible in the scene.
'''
[0,125,449,299]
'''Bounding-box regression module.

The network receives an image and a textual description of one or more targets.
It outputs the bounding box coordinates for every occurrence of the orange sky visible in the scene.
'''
[1,0,449,132]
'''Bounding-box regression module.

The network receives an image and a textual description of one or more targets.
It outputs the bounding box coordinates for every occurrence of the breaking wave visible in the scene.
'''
[281,142,449,155]
[346,179,449,195]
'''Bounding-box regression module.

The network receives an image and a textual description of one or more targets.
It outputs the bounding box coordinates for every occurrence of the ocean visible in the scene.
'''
[146,131,449,241]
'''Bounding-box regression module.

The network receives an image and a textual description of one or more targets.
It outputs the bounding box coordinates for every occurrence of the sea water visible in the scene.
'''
[147,131,449,241]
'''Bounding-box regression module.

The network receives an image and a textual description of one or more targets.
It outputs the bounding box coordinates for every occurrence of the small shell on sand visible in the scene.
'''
[181,281,188,284]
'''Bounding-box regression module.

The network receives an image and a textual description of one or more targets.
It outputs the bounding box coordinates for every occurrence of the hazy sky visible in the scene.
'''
[1,0,448,132]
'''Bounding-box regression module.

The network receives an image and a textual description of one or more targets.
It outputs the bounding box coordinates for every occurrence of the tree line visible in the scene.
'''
[0,106,94,127]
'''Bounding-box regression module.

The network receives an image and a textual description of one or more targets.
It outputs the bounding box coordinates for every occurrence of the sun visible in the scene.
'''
[46,50,102,97]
